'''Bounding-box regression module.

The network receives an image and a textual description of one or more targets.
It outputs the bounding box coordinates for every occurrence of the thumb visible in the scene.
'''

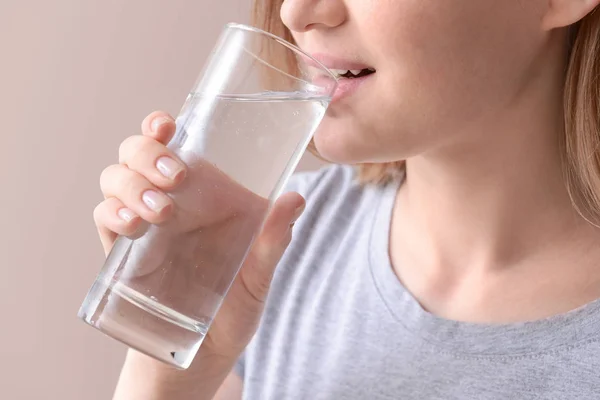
[239,191,305,302]
[259,191,305,252]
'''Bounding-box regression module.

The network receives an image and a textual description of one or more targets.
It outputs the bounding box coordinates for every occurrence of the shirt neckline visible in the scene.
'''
[368,178,600,357]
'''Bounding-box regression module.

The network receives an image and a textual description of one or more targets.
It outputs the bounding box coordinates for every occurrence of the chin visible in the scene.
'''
[311,115,377,164]
[312,129,363,165]
[311,127,412,167]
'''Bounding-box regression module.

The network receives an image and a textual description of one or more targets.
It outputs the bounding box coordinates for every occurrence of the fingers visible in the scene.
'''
[100,164,174,224]
[118,135,187,190]
[141,111,177,144]
[94,197,141,254]
[238,192,305,303]
[94,110,180,255]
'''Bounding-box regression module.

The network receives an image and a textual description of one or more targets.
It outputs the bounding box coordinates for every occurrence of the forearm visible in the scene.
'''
[113,349,236,400]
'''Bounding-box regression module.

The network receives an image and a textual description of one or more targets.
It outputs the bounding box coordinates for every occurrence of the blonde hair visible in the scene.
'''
[564,10,600,223]
[253,2,600,218]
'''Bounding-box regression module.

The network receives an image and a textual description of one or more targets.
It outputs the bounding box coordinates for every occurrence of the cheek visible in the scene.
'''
[368,1,542,134]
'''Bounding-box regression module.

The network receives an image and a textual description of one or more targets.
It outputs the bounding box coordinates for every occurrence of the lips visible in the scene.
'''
[306,53,376,103]
[330,73,374,102]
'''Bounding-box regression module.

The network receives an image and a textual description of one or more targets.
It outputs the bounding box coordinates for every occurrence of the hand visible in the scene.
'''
[94,110,305,366]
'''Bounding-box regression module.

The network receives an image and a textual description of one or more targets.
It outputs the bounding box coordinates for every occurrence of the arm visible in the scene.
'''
[213,372,243,400]
[113,350,242,400]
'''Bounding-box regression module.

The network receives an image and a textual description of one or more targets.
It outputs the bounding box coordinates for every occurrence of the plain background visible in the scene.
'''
[1,1,323,398]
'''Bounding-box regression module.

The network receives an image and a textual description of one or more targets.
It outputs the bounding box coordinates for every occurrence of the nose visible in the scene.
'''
[281,0,347,33]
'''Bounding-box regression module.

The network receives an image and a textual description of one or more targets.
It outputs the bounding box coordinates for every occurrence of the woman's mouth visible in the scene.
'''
[329,68,376,79]
[303,53,376,103]
[327,68,376,103]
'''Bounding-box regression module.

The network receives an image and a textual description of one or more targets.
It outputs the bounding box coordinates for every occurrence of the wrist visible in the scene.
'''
[115,349,237,400]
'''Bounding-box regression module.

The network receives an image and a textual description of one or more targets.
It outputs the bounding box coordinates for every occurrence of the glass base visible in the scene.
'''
[78,281,209,369]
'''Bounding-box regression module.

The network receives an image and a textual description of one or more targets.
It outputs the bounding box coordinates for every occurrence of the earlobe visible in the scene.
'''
[542,0,600,30]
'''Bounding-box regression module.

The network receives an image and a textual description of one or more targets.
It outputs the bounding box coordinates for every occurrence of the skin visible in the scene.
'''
[283,0,600,322]
[95,1,600,399]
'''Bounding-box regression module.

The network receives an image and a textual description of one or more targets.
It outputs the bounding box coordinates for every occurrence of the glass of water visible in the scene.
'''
[78,23,337,369]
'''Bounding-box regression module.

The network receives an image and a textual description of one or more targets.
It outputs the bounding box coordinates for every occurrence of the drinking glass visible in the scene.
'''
[78,23,337,369]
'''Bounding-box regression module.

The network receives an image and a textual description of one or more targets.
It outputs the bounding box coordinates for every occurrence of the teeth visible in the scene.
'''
[329,68,376,77]
[331,69,350,76]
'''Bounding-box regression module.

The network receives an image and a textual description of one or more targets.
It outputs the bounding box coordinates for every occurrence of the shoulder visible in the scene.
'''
[283,163,375,225]
[238,164,395,378]
[282,164,377,249]
[283,163,362,200]
[270,163,389,286]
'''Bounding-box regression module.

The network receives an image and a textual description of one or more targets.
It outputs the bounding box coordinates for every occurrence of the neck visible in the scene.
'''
[392,34,586,276]
[400,119,571,268]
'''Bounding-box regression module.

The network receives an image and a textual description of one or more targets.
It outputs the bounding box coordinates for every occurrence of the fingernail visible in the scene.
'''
[292,203,305,223]
[151,116,172,132]
[117,208,137,222]
[142,190,171,213]
[156,156,184,180]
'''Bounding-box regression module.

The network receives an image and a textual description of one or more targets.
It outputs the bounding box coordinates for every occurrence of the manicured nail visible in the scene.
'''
[156,156,184,180]
[151,116,172,132]
[292,203,305,223]
[117,208,137,222]
[142,190,170,213]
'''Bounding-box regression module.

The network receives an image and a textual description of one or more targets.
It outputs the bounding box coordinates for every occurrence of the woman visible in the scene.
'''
[95,0,600,398]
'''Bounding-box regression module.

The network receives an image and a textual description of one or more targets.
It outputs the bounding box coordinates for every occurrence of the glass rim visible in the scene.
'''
[225,22,338,83]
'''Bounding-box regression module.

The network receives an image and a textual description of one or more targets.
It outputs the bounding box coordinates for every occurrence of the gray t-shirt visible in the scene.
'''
[235,165,600,399]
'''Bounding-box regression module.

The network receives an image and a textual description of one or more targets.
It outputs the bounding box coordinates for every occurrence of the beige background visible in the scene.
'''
[0,1,322,398]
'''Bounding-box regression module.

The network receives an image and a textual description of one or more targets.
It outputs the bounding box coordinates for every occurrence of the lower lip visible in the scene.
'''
[312,73,374,103]
[331,74,374,103]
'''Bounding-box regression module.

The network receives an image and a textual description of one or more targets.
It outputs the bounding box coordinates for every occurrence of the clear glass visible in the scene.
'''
[78,23,337,369]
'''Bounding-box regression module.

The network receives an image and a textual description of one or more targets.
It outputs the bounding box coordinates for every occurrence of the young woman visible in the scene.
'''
[94,0,600,398]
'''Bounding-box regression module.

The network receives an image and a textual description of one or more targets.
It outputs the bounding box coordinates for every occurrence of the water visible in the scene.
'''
[79,92,329,369]
[97,281,209,368]
[174,92,329,198]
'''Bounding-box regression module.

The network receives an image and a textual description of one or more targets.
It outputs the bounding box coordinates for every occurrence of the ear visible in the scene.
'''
[542,0,600,30]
